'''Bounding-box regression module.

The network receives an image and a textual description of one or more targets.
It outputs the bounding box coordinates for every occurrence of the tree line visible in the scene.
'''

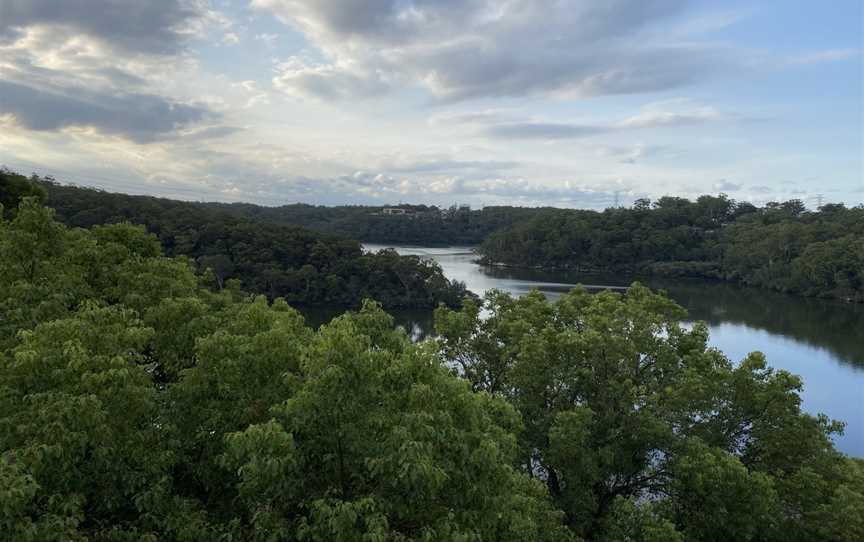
[37,176,541,247]
[31,173,862,303]
[1,170,470,309]
[478,196,864,302]
[1,191,863,540]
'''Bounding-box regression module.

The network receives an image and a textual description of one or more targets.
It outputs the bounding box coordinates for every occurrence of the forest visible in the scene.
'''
[1,191,863,541]
[1,170,470,309]
[27,172,863,303]
[205,200,544,246]
[479,196,864,302]
[37,175,542,246]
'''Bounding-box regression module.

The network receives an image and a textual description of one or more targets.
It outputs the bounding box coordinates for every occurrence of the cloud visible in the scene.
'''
[605,143,672,164]
[384,159,520,174]
[0,1,230,142]
[428,109,522,127]
[255,33,279,46]
[231,80,271,109]
[222,32,240,45]
[169,125,243,141]
[618,100,722,128]
[751,185,773,194]
[484,122,611,140]
[476,99,731,140]
[272,57,389,101]
[255,0,732,102]
[713,179,742,191]
[449,178,615,205]
[254,165,626,207]
[0,79,218,143]
[0,0,209,55]
[789,49,859,66]
[268,172,621,207]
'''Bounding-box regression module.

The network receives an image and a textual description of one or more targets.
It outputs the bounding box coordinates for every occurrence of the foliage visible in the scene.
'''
[17,170,862,302]
[0,170,470,309]
[0,198,566,541]
[0,168,47,218]
[479,195,864,302]
[1,196,860,541]
[435,286,861,540]
[198,201,543,247]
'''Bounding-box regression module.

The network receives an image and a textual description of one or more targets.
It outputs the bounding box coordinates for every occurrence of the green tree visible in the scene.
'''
[0,169,47,217]
[0,305,168,539]
[2,196,862,541]
[223,302,571,541]
[435,285,857,540]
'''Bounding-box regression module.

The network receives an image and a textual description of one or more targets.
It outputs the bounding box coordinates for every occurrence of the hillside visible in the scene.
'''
[1,170,471,309]
[479,196,864,302]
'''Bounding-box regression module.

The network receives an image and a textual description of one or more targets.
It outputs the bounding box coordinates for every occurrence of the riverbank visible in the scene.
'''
[361,244,864,457]
[477,256,863,304]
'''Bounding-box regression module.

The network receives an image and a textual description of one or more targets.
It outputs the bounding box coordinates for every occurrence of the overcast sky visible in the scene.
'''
[1,0,861,208]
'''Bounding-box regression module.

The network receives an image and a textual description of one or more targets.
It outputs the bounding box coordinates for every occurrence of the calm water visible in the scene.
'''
[318,245,864,456]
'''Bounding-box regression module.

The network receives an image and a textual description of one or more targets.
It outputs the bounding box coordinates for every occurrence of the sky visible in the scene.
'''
[0,0,862,209]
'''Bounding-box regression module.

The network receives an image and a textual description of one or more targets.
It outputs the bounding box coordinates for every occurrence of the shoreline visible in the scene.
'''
[476,257,863,304]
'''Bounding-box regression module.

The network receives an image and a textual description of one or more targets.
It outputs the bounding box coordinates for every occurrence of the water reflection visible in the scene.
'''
[659,281,864,369]
[476,263,864,370]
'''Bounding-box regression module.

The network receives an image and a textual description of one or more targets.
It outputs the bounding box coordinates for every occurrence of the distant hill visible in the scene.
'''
[1,170,472,309]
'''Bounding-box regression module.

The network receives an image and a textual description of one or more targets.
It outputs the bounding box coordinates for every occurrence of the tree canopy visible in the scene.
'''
[478,195,864,302]
[436,286,863,541]
[32,173,863,303]
[37,173,540,247]
[15,171,862,303]
[1,195,861,541]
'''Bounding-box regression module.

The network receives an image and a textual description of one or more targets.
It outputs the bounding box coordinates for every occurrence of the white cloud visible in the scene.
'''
[255,33,279,47]
[605,143,671,165]
[618,99,723,128]
[713,179,742,192]
[789,49,859,65]
[428,109,522,127]
[231,80,270,109]
[272,56,388,101]
[451,99,734,141]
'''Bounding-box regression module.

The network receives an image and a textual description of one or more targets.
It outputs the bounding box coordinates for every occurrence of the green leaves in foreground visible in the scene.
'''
[223,304,569,541]
[436,285,863,541]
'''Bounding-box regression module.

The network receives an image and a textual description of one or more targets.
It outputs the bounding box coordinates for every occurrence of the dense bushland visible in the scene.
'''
[1,170,470,309]
[479,196,864,302]
[1,196,861,541]
[19,170,862,302]
[36,174,539,246]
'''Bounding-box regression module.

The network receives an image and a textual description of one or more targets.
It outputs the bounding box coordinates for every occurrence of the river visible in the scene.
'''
[317,245,864,456]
